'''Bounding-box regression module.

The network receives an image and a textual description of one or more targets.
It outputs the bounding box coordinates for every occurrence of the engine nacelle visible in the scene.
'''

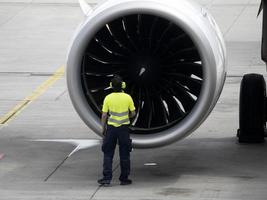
[67,0,227,148]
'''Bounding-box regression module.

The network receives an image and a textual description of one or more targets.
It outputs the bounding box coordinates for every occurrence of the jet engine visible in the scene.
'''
[67,0,227,148]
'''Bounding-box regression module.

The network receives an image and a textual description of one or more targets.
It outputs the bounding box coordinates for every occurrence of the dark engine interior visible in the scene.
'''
[81,14,203,134]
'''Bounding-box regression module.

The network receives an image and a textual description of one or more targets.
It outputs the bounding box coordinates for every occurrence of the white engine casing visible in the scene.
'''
[67,0,227,148]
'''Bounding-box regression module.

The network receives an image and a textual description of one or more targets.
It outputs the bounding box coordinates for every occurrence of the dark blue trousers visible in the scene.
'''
[101,125,132,181]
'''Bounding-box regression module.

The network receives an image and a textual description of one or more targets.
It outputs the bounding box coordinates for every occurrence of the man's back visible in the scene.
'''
[103,92,135,127]
[104,92,133,112]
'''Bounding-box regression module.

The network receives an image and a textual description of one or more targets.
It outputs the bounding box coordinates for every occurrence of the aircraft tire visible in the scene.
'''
[237,73,266,143]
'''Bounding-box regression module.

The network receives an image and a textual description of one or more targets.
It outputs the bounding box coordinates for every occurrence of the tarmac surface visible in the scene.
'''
[0,0,267,199]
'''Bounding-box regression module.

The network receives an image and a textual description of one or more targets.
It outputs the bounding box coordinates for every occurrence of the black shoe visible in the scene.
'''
[120,179,132,185]
[98,178,111,186]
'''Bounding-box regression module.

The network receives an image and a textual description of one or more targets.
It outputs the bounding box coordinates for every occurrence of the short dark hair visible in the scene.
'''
[111,75,123,92]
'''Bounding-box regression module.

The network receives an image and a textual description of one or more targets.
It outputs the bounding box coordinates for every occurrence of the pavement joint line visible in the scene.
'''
[0,3,29,28]
[89,185,102,200]
[44,155,69,182]
[55,89,67,101]
[0,100,30,125]
[44,139,100,182]
[223,0,252,37]
[90,162,120,200]
[0,72,53,77]
[0,2,97,6]
[0,66,65,125]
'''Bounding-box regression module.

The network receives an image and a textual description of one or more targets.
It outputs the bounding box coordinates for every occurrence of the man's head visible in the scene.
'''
[110,75,124,92]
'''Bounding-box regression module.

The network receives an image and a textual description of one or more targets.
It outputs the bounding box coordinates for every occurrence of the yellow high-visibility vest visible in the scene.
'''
[102,92,135,127]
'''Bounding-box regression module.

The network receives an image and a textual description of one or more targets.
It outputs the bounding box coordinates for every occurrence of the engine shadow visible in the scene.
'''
[131,137,267,185]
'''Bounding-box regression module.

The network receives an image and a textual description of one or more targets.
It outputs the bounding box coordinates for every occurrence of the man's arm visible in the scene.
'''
[128,95,136,119]
[101,112,108,136]
[129,110,136,118]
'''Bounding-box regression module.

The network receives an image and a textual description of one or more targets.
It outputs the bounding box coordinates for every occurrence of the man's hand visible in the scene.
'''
[101,112,108,137]
[102,125,107,136]
[129,110,136,118]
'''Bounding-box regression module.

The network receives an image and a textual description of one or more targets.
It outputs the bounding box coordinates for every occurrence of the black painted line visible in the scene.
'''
[44,155,69,182]
[0,100,30,125]
[55,90,67,101]
[89,162,120,200]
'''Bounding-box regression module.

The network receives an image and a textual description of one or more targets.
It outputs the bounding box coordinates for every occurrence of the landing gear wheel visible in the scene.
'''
[237,73,266,143]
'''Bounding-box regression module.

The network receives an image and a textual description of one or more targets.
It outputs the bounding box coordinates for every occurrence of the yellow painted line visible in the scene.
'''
[0,66,65,125]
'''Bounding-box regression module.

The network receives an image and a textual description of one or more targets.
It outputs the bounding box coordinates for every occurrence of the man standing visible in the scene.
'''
[98,75,136,186]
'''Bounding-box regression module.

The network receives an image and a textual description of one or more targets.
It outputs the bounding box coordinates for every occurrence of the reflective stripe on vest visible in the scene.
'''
[109,111,129,117]
[108,118,130,125]
[108,110,130,126]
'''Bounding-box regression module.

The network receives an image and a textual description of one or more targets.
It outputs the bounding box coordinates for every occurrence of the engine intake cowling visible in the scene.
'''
[67,0,227,148]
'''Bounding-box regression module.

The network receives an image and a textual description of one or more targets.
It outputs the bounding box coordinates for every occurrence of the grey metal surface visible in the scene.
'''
[0,0,267,199]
